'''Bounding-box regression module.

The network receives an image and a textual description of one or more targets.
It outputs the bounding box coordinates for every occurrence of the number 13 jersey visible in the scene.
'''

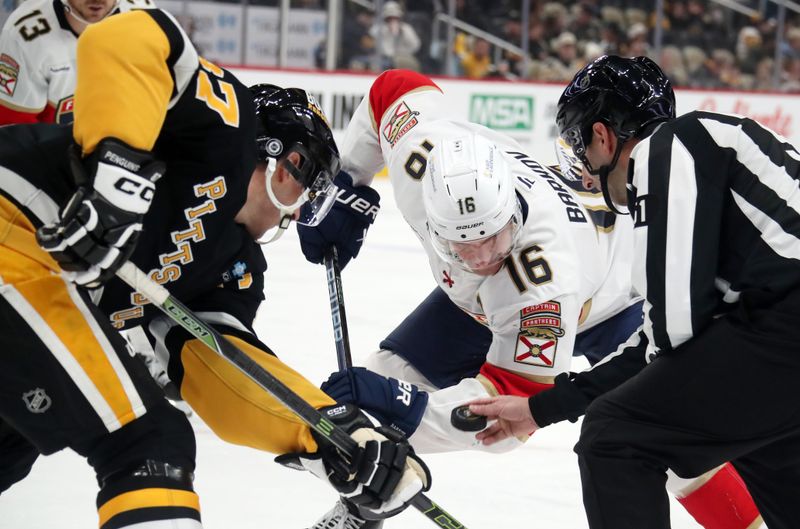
[0,0,153,124]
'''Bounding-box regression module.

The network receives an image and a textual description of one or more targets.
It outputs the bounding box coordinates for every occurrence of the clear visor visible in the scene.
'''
[295,170,338,226]
[554,136,586,182]
[559,123,603,175]
[429,213,522,273]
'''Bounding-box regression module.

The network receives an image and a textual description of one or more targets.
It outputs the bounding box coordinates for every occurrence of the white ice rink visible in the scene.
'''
[0,179,699,529]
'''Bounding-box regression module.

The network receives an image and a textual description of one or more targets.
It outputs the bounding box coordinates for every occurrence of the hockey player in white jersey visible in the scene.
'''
[306,68,636,451]
[0,0,153,124]
[298,69,765,529]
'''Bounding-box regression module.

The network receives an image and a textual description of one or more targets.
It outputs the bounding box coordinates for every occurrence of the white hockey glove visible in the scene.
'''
[275,403,431,520]
[37,138,164,288]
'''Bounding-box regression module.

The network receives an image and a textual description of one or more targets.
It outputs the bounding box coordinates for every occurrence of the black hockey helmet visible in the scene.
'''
[556,55,675,162]
[250,84,340,227]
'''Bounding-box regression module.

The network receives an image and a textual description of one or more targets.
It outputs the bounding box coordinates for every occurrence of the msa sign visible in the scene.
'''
[470,94,534,130]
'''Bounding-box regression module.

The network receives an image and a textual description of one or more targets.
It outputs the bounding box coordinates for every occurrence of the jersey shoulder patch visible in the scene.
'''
[369,70,440,126]
[0,53,20,96]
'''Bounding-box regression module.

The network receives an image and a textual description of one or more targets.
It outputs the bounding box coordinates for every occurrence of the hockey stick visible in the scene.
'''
[116,261,469,529]
[324,248,352,370]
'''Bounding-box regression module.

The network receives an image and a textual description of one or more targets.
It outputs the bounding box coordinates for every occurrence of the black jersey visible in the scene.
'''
[532,110,800,427]
[0,7,265,333]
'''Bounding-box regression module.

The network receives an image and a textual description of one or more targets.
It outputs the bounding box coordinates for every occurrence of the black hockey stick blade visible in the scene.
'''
[116,262,470,529]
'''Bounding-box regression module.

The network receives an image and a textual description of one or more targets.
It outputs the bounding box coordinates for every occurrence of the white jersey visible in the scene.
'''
[342,70,636,381]
[0,0,154,123]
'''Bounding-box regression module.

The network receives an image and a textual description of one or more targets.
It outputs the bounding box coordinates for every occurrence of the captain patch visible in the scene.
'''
[382,100,419,147]
[0,54,20,96]
[515,301,564,368]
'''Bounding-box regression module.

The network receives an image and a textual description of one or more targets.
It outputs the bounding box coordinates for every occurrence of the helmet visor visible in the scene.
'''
[558,125,600,175]
[555,136,586,182]
[282,143,340,226]
[295,168,338,226]
[429,206,523,273]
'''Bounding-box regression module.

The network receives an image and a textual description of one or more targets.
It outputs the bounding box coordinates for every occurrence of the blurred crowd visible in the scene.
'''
[118,0,800,92]
[335,0,800,92]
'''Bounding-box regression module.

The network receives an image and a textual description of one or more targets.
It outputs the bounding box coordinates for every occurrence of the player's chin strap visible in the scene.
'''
[61,0,121,26]
[256,158,304,245]
[589,140,629,216]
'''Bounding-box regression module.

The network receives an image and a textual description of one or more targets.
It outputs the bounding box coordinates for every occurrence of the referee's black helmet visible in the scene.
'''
[556,55,675,161]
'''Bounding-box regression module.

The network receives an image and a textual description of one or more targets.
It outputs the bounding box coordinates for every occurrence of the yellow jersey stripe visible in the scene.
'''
[97,488,200,527]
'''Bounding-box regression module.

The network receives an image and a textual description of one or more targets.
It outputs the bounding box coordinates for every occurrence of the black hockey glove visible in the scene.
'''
[37,138,164,288]
[275,403,431,520]
[296,170,379,269]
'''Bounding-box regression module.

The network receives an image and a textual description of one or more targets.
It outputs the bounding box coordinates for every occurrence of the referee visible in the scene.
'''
[472,55,800,528]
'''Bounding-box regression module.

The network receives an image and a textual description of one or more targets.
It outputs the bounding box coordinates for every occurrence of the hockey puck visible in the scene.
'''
[450,404,488,432]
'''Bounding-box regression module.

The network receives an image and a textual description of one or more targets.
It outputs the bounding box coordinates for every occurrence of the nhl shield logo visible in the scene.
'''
[22,388,52,414]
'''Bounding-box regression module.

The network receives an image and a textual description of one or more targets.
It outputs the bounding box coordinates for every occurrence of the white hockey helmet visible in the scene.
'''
[423,134,523,273]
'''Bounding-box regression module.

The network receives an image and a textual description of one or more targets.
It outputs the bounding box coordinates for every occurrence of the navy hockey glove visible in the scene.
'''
[37,138,164,288]
[322,367,428,437]
[275,403,431,520]
[297,170,379,269]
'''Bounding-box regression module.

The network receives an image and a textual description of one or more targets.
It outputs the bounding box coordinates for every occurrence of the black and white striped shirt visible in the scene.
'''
[531,111,800,426]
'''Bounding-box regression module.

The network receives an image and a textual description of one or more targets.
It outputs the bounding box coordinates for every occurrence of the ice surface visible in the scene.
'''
[0,179,697,529]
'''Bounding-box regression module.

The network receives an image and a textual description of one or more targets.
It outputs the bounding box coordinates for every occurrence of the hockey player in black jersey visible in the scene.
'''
[0,7,429,528]
[469,55,800,529]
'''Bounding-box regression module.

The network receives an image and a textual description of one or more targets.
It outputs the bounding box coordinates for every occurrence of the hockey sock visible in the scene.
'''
[676,463,761,529]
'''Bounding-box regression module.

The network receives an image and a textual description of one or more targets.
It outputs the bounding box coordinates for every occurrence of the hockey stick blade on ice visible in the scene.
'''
[117,261,469,529]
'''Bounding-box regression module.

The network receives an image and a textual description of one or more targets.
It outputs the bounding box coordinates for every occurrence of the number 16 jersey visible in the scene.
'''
[341,70,638,381]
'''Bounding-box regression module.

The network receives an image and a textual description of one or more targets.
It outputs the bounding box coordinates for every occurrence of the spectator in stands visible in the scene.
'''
[682,46,707,79]
[599,21,625,56]
[666,1,691,43]
[780,27,800,60]
[456,34,493,79]
[752,57,776,91]
[340,7,375,70]
[541,3,569,43]
[528,19,550,62]
[546,31,581,82]
[370,1,421,71]
[569,2,602,44]
[781,57,800,92]
[627,22,650,58]
[736,26,766,75]
[659,45,689,87]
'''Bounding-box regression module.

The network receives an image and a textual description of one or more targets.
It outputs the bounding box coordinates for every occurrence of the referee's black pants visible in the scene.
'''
[575,288,800,529]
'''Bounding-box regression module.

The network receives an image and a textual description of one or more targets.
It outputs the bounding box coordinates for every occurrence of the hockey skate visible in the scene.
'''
[307,499,384,529]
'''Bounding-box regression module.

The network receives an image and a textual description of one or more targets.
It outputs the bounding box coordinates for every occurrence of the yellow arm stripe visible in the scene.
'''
[180,334,336,454]
[73,10,175,154]
[97,488,199,526]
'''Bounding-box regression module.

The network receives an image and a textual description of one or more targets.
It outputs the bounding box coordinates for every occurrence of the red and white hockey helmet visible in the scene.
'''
[423,134,522,273]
